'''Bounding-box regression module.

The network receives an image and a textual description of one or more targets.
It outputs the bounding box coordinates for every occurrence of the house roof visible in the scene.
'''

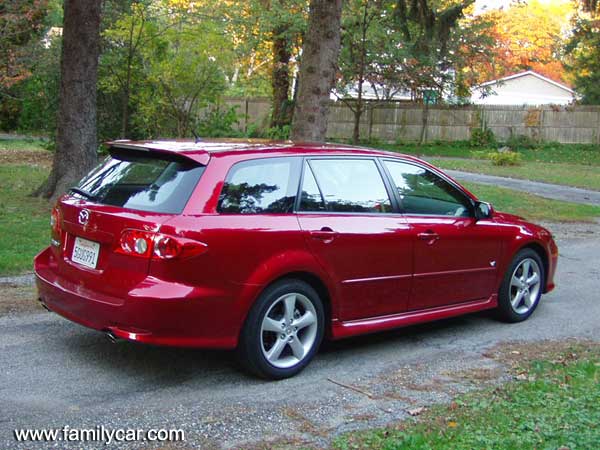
[477,70,574,94]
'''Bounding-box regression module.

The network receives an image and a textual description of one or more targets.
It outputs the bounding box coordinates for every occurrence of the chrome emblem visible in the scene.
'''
[78,209,90,226]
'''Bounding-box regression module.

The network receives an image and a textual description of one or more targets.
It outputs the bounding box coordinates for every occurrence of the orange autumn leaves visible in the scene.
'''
[470,0,574,85]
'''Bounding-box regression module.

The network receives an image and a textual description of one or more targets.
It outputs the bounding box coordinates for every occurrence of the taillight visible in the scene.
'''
[50,205,62,245]
[116,230,207,260]
[117,230,154,258]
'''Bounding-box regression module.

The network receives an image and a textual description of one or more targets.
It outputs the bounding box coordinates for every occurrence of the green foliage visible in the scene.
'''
[100,2,231,139]
[565,16,600,104]
[506,134,537,150]
[264,125,291,140]
[16,36,61,134]
[470,128,496,147]
[488,150,522,166]
[334,345,600,450]
[0,0,49,88]
[196,106,242,138]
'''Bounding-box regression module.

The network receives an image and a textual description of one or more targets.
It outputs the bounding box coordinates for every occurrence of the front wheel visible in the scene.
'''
[237,279,325,379]
[496,249,544,323]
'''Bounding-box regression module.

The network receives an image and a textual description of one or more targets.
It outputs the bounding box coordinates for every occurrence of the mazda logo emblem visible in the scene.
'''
[78,209,90,226]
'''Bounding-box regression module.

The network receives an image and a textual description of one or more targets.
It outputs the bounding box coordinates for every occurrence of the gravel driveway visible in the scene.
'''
[1,227,599,449]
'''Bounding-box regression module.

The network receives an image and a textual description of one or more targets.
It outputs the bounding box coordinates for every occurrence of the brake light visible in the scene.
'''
[116,230,207,260]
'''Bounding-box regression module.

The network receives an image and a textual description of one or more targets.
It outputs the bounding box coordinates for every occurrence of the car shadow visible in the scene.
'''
[55,309,498,391]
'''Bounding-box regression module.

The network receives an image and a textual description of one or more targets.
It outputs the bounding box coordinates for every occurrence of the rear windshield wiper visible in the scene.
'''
[69,187,96,200]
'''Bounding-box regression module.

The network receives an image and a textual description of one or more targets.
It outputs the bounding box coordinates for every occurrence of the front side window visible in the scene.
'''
[218,157,301,214]
[301,159,392,213]
[73,149,205,214]
[383,160,472,217]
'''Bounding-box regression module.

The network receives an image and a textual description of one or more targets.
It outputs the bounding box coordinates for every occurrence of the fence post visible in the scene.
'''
[368,103,374,141]
[244,98,249,134]
[539,108,544,144]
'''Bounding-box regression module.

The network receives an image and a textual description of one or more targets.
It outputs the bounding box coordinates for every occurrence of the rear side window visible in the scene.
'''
[218,157,301,214]
[72,149,205,214]
[302,159,392,213]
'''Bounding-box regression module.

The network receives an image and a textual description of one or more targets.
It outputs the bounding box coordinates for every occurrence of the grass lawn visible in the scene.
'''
[465,182,600,222]
[432,158,600,192]
[374,142,600,191]
[0,165,51,275]
[0,136,49,152]
[377,141,600,165]
[334,343,600,450]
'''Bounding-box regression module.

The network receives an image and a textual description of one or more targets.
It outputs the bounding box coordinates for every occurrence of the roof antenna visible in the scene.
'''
[192,129,201,144]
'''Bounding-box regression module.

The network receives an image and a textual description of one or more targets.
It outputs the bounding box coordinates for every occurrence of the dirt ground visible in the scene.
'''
[0,282,41,316]
[0,148,52,167]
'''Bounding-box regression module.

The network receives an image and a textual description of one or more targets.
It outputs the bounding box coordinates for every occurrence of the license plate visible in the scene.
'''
[72,237,100,269]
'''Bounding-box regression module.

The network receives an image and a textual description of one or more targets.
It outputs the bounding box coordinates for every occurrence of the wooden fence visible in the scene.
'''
[218,98,600,144]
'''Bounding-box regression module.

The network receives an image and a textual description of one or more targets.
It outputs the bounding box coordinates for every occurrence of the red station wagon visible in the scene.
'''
[34,140,558,379]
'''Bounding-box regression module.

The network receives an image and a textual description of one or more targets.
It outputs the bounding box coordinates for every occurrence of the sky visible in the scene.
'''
[474,0,570,14]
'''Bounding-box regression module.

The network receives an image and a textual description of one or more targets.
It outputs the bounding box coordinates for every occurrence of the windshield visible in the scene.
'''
[72,149,205,214]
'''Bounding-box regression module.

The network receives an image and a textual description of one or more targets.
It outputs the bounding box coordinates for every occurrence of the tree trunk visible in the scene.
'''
[352,80,363,144]
[291,0,343,142]
[419,101,429,145]
[271,28,293,128]
[35,0,102,201]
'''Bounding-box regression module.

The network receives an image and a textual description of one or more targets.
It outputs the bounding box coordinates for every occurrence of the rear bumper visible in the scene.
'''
[34,247,240,349]
[544,238,559,293]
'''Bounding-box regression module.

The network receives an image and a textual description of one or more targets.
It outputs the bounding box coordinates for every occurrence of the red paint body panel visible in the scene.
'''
[407,216,502,310]
[34,140,558,349]
[297,214,412,320]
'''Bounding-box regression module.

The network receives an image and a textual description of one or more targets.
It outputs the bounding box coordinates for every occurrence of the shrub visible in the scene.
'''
[196,106,242,138]
[470,128,496,147]
[265,125,291,140]
[488,150,522,166]
[506,134,538,150]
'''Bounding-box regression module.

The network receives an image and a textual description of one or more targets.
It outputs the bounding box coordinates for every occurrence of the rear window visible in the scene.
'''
[72,149,205,214]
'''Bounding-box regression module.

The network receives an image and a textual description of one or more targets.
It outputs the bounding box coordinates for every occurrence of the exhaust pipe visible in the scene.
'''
[105,331,121,344]
[38,299,51,312]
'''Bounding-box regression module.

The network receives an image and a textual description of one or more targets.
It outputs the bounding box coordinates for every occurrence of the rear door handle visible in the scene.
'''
[417,230,440,241]
[310,227,338,242]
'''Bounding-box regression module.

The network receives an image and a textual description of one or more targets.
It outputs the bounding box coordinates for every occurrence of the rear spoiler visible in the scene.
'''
[106,140,211,165]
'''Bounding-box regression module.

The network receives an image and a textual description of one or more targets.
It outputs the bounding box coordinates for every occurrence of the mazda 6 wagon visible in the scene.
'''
[34,139,558,379]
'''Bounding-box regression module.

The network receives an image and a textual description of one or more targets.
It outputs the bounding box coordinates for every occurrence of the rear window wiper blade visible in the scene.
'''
[69,187,96,200]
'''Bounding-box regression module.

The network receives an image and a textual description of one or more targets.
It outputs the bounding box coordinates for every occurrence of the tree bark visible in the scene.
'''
[35,0,102,201]
[291,0,343,142]
[271,28,293,128]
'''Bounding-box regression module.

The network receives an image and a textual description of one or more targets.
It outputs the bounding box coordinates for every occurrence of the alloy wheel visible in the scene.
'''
[260,293,318,369]
[509,257,542,314]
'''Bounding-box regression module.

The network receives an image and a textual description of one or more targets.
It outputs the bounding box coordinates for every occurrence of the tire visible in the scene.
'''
[237,279,325,380]
[496,248,545,323]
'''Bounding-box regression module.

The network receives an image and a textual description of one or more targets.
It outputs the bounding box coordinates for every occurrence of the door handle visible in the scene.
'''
[310,227,338,242]
[417,230,440,242]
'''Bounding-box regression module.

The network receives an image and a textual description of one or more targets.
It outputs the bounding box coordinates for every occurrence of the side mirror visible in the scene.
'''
[475,201,494,220]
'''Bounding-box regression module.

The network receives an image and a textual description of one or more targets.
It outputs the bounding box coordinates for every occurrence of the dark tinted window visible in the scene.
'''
[299,163,326,211]
[384,161,471,216]
[73,150,205,214]
[218,157,301,214]
[303,159,392,213]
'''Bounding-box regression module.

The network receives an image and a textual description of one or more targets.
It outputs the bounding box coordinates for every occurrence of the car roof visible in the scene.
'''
[106,138,417,165]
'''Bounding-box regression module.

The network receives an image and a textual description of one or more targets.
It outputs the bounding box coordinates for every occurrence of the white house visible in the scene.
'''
[470,70,575,105]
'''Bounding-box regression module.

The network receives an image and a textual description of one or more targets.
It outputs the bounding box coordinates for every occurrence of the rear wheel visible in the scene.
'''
[237,279,324,379]
[497,249,544,322]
